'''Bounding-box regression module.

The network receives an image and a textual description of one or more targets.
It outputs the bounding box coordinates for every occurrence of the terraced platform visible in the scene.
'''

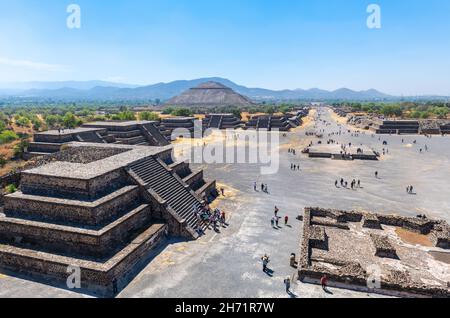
[0,143,218,296]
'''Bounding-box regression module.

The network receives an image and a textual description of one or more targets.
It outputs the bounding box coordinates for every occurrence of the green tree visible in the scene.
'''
[112,111,136,121]
[63,112,80,128]
[171,108,193,117]
[139,111,160,121]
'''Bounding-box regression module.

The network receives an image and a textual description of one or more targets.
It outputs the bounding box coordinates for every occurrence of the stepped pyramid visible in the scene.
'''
[165,81,255,108]
[0,143,217,296]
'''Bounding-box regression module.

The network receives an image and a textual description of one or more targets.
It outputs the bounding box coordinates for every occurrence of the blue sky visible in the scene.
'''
[0,0,449,95]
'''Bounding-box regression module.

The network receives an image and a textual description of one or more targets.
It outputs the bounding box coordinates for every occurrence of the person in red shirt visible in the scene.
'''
[284,216,289,225]
[321,275,329,292]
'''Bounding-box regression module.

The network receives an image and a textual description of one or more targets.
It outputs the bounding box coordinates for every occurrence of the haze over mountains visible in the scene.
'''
[0,77,444,101]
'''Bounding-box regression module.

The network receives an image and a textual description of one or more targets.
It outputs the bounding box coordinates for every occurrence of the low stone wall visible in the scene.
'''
[299,207,450,298]
[363,214,382,229]
[370,234,398,259]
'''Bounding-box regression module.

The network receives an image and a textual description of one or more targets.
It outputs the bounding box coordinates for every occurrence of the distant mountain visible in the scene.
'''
[0,77,397,101]
[0,80,140,91]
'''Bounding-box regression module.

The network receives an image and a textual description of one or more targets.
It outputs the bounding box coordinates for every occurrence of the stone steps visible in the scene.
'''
[129,157,203,236]
[115,136,147,145]
[141,124,170,146]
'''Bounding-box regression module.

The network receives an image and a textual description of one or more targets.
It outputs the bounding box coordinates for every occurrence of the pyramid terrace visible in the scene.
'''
[0,143,217,296]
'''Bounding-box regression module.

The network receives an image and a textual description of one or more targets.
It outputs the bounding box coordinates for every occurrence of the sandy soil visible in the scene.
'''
[395,228,433,247]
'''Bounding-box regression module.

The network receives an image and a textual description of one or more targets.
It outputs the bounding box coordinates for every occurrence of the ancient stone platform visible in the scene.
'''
[26,121,169,159]
[0,143,218,296]
[299,207,450,298]
[306,144,378,161]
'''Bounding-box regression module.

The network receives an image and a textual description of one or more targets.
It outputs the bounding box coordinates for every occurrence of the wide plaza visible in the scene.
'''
[0,107,449,298]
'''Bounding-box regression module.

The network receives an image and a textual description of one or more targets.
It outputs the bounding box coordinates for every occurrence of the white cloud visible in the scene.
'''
[0,57,68,72]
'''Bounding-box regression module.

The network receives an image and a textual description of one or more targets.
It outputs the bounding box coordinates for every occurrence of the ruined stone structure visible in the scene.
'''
[203,114,242,129]
[244,115,292,131]
[0,143,218,296]
[370,119,420,135]
[160,117,202,139]
[25,121,170,159]
[288,107,310,127]
[299,207,450,297]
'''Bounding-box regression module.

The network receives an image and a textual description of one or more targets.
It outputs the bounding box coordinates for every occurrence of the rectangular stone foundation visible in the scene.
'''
[299,207,450,298]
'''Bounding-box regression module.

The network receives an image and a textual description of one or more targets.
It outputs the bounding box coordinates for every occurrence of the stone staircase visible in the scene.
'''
[208,115,222,129]
[257,117,270,129]
[140,123,170,146]
[128,157,205,238]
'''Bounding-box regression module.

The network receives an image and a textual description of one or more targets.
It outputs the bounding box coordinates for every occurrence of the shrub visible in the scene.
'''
[0,130,19,144]
[0,155,7,168]
[171,108,193,117]
[5,184,17,194]
[139,111,160,121]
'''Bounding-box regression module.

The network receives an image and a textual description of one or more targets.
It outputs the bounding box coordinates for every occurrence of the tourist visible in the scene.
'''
[375,171,379,178]
[335,180,338,188]
[285,215,289,226]
[253,182,257,191]
[275,216,279,228]
[274,206,279,217]
[261,254,270,273]
[357,180,361,188]
[284,277,291,293]
[220,211,226,225]
[320,274,329,292]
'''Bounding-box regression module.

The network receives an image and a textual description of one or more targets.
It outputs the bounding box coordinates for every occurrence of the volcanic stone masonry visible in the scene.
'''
[25,120,170,159]
[299,207,450,298]
[203,114,243,129]
[0,143,218,297]
[333,108,450,135]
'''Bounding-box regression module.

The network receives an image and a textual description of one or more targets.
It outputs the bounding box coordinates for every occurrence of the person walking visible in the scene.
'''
[262,255,270,273]
[284,277,291,293]
[285,215,289,226]
[320,274,329,292]
[274,206,279,217]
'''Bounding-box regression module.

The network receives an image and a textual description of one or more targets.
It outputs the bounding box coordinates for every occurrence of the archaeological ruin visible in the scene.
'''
[299,207,450,297]
[25,121,170,159]
[0,143,218,296]
[203,114,243,129]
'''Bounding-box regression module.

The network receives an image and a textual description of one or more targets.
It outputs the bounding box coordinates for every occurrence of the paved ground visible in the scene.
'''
[1,107,449,298]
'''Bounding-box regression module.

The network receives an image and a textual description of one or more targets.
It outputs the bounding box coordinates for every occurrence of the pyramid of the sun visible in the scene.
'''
[165,81,255,108]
